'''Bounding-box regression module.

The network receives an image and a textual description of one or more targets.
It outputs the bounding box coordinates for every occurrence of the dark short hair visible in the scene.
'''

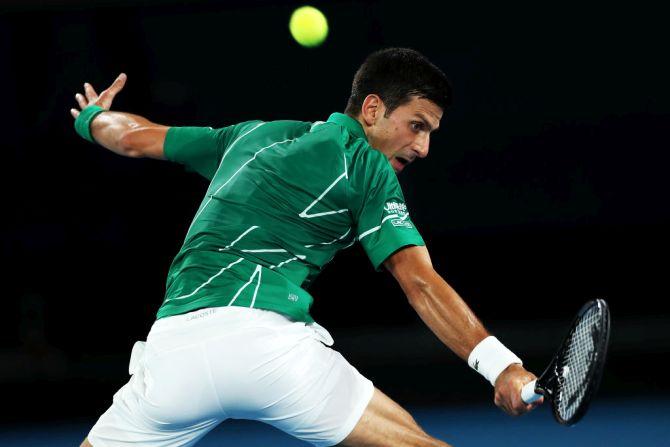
[344,48,453,117]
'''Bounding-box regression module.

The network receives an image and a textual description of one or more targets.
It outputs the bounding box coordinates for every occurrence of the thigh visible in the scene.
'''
[340,388,452,447]
[87,341,224,447]
[208,327,375,447]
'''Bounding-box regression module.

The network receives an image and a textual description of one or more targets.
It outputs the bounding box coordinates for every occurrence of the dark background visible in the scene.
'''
[2,0,668,426]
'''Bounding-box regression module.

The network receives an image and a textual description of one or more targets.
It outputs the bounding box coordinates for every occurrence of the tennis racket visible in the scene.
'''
[521,299,610,425]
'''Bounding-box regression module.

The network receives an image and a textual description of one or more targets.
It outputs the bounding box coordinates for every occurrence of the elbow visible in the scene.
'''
[404,269,433,309]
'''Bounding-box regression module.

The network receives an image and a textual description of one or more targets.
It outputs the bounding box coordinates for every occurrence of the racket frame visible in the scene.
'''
[533,298,611,425]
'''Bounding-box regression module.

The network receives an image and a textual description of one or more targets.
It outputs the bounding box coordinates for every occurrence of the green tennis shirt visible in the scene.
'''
[157,113,425,322]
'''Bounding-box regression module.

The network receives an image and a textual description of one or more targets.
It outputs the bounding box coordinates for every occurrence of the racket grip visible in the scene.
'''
[521,380,542,404]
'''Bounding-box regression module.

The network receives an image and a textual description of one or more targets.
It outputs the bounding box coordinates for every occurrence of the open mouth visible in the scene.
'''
[396,156,410,166]
[391,156,410,173]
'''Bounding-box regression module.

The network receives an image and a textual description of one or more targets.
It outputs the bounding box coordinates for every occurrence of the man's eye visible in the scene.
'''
[411,122,424,131]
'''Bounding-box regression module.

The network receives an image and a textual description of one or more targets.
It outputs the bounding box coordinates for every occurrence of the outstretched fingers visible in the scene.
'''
[98,73,127,109]
[75,93,87,109]
[84,82,98,102]
[71,90,89,120]
[106,73,127,96]
[71,73,127,120]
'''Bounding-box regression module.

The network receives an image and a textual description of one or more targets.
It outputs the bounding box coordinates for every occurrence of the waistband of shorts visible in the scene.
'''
[150,306,293,334]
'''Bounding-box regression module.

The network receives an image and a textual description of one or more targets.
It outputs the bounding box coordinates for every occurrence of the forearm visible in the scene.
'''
[89,111,158,157]
[405,270,489,360]
[386,246,536,412]
[72,76,168,158]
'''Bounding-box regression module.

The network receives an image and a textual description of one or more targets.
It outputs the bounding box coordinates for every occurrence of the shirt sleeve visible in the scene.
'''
[350,149,425,270]
[164,121,262,181]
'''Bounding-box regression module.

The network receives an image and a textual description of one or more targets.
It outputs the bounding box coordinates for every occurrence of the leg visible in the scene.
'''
[85,338,222,447]
[340,388,452,447]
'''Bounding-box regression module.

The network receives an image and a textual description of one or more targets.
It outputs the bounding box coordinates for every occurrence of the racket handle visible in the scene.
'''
[521,380,542,404]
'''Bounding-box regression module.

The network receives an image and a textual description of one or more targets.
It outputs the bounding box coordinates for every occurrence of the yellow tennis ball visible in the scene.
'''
[289,6,328,48]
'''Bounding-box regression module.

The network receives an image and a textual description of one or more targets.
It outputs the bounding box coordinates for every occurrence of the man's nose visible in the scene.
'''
[413,134,430,158]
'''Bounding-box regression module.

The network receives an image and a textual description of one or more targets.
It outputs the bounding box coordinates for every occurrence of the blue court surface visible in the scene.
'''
[2,397,668,446]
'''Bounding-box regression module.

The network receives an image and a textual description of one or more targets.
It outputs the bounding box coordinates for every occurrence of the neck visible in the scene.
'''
[348,112,374,143]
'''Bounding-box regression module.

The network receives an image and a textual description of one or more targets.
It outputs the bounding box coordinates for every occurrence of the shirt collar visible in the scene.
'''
[327,113,368,141]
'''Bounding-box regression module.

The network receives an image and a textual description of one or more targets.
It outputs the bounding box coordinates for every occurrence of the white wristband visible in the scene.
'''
[467,336,522,386]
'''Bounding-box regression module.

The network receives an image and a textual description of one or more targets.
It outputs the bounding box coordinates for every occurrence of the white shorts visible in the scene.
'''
[87,307,374,447]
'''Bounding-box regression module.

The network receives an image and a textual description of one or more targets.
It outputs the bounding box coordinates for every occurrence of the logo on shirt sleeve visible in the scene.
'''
[384,201,413,228]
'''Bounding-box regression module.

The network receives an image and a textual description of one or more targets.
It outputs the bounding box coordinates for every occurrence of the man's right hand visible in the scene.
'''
[69,73,168,159]
[70,73,127,119]
[494,363,544,416]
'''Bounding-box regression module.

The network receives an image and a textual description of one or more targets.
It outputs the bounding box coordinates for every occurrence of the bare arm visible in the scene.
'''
[384,245,488,359]
[384,245,542,415]
[70,73,169,159]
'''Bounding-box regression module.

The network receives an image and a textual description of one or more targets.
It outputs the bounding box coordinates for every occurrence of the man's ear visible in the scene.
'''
[360,94,384,126]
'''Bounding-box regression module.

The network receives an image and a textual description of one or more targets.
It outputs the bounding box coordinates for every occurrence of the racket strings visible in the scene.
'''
[555,305,603,421]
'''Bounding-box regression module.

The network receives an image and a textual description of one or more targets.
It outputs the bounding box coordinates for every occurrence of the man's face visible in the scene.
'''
[367,96,443,174]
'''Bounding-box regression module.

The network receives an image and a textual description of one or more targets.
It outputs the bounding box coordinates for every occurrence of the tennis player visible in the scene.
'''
[71,48,542,447]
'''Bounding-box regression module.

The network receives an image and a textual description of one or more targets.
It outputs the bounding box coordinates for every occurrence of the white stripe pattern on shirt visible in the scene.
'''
[358,214,399,241]
[219,226,260,251]
[171,257,244,300]
[304,228,351,248]
[186,123,265,234]
[227,264,262,307]
[298,153,349,219]
[270,255,307,270]
[249,266,262,308]
[241,249,288,253]
[189,129,297,234]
